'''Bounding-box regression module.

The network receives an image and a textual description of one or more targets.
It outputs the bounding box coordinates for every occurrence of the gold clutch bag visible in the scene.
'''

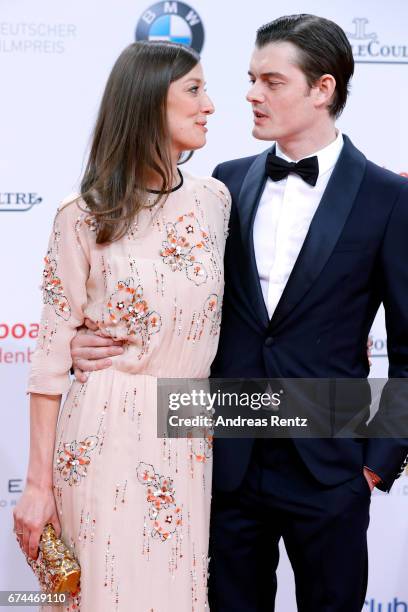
[25,523,81,593]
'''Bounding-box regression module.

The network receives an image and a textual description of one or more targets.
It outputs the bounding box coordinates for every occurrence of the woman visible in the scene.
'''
[13,41,230,611]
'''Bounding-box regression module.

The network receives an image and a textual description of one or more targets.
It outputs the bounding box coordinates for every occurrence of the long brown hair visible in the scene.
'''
[80,41,200,243]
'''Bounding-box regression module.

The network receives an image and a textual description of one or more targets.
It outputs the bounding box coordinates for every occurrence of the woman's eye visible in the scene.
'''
[189,86,199,94]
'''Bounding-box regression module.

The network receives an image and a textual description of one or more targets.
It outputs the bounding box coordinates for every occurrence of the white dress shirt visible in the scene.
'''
[253,131,344,320]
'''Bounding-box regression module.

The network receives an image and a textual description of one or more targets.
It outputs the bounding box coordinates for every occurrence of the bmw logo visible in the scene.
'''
[135,1,205,53]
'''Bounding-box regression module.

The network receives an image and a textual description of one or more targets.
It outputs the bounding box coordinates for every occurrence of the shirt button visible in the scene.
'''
[264,337,275,347]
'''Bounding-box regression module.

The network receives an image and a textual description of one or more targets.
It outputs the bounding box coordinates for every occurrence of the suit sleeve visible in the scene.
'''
[364,183,408,490]
[27,199,91,395]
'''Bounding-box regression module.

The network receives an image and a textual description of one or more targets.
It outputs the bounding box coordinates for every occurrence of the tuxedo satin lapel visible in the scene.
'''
[269,135,367,333]
[238,146,273,328]
[239,147,272,248]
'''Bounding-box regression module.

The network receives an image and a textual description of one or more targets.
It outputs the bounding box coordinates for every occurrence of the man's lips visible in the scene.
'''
[253,110,268,119]
[196,121,208,132]
[253,110,269,124]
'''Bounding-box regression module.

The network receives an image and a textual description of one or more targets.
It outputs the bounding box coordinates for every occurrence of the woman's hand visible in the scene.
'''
[13,483,61,560]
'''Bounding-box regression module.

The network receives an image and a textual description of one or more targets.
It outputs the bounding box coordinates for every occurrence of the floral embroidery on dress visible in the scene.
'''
[160,212,210,286]
[56,436,99,486]
[107,278,161,356]
[64,585,81,611]
[203,294,222,336]
[84,213,99,233]
[42,255,71,320]
[74,210,99,235]
[136,462,182,542]
[191,433,213,463]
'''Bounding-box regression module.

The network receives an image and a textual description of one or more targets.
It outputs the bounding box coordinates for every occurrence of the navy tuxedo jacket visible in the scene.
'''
[211,135,408,493]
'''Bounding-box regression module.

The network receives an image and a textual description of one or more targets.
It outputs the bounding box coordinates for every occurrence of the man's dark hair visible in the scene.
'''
[256,14,354,118]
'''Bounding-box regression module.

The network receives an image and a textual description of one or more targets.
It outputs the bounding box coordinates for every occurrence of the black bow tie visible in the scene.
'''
[265,153,319,187]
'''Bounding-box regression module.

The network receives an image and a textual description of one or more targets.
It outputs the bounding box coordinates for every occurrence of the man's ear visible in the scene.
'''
[312,74,336,111]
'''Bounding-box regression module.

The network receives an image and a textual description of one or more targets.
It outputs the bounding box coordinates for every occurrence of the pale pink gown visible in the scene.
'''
[27,171,230,612]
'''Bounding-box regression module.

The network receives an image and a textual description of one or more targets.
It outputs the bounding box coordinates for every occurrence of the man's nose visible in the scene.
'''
[246,81,265,103]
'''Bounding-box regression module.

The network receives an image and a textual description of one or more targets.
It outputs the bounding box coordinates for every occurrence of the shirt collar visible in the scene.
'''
[275,130,344,178]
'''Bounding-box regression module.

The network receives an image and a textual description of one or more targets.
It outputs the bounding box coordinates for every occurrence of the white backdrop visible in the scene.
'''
[1,1,407,610]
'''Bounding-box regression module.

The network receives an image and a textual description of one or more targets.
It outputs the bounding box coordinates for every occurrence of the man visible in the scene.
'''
[71,15,408,611]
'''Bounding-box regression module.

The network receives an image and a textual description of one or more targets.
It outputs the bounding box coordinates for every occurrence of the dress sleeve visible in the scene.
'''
[27,198,91,395]
[205,177,232,239]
